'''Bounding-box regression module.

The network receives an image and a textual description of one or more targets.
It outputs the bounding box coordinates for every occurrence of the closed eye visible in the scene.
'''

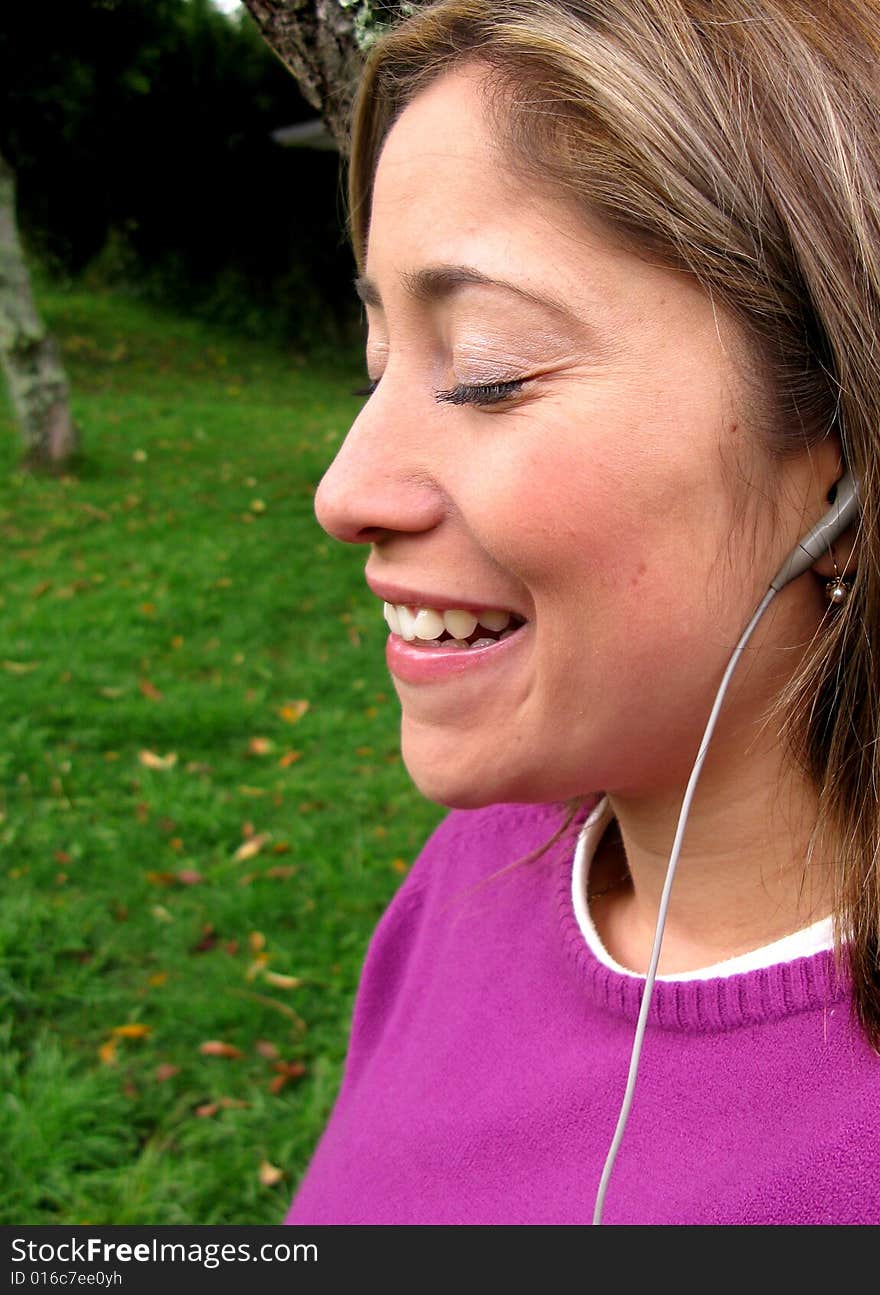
[351,378,526,406]
[435,380,524,406]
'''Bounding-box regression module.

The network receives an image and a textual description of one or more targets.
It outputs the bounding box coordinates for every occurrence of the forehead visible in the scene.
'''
[368,68,624,314]
[377,64,500,174]
[370,68,521,249]
[366,67,725,353]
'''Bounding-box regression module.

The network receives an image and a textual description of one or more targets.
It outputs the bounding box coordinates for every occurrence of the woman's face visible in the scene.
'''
[315,64,830,809]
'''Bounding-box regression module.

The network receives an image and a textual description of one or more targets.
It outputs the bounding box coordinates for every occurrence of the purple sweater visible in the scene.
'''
[285,800,880,1225]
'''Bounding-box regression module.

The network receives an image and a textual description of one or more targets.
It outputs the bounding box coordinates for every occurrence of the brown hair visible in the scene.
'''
[346,0,880,1045]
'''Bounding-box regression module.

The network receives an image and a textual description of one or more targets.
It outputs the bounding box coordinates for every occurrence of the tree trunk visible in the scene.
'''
[242,1,415,154]
[0,150,78,470]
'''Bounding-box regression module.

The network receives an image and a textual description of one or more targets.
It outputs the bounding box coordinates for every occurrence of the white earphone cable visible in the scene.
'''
[591,585,778,1225]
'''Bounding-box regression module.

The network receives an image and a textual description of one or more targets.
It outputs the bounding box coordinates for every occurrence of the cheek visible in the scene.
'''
[462,427,680,599]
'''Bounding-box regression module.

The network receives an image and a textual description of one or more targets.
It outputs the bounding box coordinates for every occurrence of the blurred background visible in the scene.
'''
[2,0,358,349]
[0,0,443,1223]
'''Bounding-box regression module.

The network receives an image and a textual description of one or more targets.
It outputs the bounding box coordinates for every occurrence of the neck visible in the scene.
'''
[588,743,833,977]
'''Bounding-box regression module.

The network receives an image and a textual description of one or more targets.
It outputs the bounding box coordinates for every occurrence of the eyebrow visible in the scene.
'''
[353,264,580,322]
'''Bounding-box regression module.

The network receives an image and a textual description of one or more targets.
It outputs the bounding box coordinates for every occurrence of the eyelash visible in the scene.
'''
[351,378,525,406]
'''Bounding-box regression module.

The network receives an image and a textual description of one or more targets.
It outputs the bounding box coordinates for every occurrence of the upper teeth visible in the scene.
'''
[383,603,513,641]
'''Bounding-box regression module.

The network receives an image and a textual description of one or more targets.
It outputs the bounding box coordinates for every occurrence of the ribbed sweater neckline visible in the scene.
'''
[553,820,850,1033]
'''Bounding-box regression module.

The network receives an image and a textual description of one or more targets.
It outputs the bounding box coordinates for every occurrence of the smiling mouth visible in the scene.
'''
[383,602,527,650]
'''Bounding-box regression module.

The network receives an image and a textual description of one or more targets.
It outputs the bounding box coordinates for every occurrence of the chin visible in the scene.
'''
[400,736,558,810]
[403,756,499,809]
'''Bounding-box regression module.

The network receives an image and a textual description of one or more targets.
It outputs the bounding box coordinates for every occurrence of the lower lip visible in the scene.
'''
[385,627,528,684]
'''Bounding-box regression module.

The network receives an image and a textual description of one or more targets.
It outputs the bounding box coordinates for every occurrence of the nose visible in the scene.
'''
[314,391,444,545]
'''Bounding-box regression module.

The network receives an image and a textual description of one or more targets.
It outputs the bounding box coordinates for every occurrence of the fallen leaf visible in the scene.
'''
[248,737,273,756]
[256,1040,280,1060]
[148,972,169,987]
[268,1062,307,1092]
[391,858,409,874]
[154,1063,179,1082]
[262,971,302,991]
[199,1040,242,1059]
[278,700,309,724]
[98,1040,118,1065]
[112,1023,152,1039]
[246,954,270,981]
[146,871,177,886]
[139,679,163,701]
[195,1102,219,1118]
[250,498,266,513]
[139,750,178,770]
[271,841,291,855]
[249,931,267,954]
[176,869,202,886]
[234,833,270,862]
[258,1160,284,1187]
[152,905,173,923]
[238,785,267,798]
[278,750,302,768]
[191,924,218,953]
[3,660,39,674]
[31,580,52,598]
[264,865,297,880]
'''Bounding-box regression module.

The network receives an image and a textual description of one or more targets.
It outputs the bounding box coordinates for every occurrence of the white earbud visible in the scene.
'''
[770,469,860,592]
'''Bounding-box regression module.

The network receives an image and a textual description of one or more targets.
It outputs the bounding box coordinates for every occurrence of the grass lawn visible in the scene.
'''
[0,284,444,1224]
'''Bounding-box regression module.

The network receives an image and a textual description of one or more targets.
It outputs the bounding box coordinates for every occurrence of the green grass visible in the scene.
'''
[0,284,444,1223]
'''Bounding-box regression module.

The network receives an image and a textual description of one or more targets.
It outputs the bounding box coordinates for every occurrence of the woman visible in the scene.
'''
[285,0,880,1224]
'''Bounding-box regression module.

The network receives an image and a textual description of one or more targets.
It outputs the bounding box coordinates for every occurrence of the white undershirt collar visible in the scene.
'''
[571,796,834,981]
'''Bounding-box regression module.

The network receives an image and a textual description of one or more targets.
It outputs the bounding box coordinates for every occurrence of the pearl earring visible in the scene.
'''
[825,546,853,608]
